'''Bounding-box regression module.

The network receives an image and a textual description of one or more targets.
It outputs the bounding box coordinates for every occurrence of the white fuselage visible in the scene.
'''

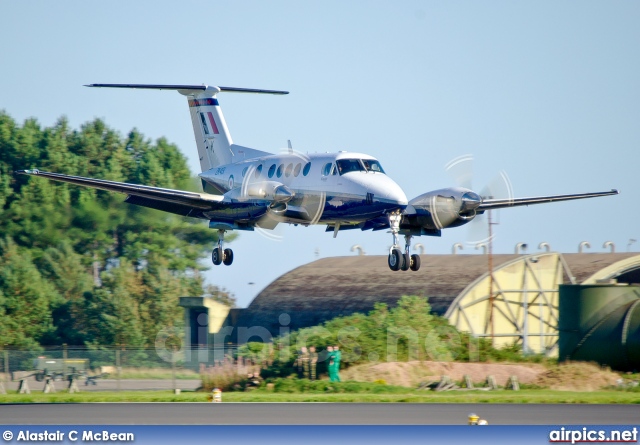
[199,151,408,228]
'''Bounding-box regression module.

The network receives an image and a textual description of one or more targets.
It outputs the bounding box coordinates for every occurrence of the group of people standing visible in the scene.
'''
[295,345,341,382]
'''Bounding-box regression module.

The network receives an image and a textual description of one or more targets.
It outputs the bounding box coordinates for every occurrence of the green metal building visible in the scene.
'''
[559,284,640,371]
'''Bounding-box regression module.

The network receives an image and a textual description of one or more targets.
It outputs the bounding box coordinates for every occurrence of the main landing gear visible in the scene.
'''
[387,211,420,272]
[212,230,233,266]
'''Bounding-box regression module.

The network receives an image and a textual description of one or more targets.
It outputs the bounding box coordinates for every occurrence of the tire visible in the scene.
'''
[223,248,234,266]
[400,252,410,271]
[388,248,402,271]
[35,373,44,382]
[410,254,421,271]
[212,247,223,266]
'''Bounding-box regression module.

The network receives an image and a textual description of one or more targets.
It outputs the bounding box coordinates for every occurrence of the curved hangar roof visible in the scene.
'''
[249,254,521,317]
[249,253,640,317]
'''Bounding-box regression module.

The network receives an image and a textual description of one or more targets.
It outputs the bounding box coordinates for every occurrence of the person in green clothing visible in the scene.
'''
[333,345,342,382]
[326,346,337,382]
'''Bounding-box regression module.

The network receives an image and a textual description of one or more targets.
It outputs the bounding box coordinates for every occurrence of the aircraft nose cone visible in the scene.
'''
[370,176,407,206]
[347,173,407,207]
[384,182,408,205]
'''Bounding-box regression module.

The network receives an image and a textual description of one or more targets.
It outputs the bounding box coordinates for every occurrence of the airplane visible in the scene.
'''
[16,84,619,272]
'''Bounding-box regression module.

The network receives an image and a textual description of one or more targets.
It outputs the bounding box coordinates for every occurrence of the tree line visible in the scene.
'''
[0,112,234,349]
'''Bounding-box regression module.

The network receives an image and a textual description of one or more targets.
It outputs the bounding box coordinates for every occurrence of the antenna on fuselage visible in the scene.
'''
[287,140,293,154]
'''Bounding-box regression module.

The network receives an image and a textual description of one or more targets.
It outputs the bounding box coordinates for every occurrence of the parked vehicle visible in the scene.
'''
[33,357,89,382]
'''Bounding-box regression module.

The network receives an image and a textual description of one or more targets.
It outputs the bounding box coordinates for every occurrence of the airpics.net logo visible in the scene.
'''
[549,427,638,444]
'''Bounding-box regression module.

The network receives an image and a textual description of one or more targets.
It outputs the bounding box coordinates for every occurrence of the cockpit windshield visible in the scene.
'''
[362,159,385,174]
[336,159,364,175]
[336,159,386,175]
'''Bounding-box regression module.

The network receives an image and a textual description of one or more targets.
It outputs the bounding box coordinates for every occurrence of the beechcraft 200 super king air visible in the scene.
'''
[16,84,619,272]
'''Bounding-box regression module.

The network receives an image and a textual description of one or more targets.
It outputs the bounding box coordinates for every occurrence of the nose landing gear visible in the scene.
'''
[387,211,420,272]
[212,230,234,266]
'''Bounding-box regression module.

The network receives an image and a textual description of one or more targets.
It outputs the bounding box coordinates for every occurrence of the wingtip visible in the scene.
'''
[14,169,39,175]
[613,189,619,194]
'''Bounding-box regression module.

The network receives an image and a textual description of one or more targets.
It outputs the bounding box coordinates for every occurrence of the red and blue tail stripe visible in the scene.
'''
[188,98,219,107]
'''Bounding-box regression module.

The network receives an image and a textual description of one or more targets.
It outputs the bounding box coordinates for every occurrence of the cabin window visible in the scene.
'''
[322,162,333,176]
[303,162,311,176]
[293,163,302,177]
[277,164,284,178]
[255,164,263,178]
[268,164,276,178]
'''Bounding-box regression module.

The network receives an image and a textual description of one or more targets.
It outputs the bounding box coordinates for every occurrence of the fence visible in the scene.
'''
[0,346,239,376]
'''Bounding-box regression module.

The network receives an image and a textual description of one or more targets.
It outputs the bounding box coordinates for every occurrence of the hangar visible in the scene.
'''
[180,251,640,359]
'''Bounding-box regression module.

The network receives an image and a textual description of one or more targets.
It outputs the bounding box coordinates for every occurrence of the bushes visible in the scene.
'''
[239,296,548,381]
[262,296,455,377]
[270,378,408,394]
[200,361,260,392]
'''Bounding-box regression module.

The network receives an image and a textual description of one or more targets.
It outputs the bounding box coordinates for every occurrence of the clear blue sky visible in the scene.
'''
[1,1,638,307]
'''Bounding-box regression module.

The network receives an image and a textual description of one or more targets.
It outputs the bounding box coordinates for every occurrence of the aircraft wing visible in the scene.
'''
[15,169,226,218]
[478,189,619,211]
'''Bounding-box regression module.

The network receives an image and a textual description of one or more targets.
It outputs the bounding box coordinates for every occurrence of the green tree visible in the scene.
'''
[0,112,231,347]
[0,237,59,348]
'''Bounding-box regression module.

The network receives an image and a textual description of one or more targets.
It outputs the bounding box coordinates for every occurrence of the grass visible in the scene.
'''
[1,388,640,404]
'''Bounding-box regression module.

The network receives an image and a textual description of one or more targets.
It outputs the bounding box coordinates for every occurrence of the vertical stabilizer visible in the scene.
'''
[181,86,287,172]
[185,87,234,172]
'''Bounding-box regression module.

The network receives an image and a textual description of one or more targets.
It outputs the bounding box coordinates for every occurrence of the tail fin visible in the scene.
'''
[86,84,287,172]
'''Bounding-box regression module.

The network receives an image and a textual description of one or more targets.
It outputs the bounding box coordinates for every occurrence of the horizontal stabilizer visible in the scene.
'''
[85,84,289,95]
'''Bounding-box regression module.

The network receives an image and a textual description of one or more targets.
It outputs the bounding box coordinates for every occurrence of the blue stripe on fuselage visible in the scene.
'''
[203,193,405,226]
[318,194,404,222]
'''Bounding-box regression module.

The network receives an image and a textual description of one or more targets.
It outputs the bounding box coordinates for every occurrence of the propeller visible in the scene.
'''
[445,154,513,246]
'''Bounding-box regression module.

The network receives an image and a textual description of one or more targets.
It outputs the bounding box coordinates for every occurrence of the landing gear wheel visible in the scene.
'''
[212,247,223,266]
[410,254,421,271]
[400,252,410,271]
[223,248,234,266]
[388,248,402,271]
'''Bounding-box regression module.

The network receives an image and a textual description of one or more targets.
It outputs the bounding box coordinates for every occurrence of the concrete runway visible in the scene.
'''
[1,403,639,425]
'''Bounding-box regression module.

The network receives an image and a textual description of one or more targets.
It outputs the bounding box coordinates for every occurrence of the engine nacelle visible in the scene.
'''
[246,181,294,202]
[406,187,482,230]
